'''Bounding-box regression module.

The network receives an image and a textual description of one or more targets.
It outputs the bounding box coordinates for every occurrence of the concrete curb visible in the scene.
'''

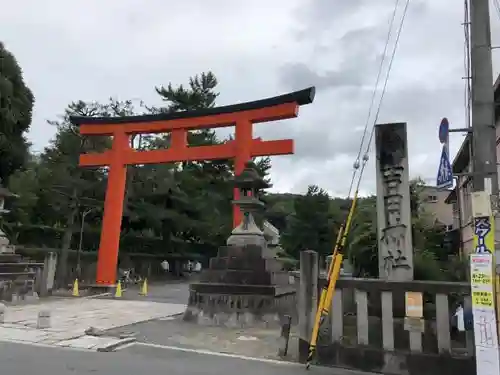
[97,337,136,352]
[99,310,186,332]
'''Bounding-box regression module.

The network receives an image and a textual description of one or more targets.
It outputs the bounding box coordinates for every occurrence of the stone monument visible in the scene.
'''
[375,123,414,281]
[183,162,294,327]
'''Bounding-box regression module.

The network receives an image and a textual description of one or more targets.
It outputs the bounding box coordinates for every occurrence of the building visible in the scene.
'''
[418,185,454,230]
[445,74,500,256]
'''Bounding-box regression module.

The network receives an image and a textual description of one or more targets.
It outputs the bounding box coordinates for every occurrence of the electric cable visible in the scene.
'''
[346,0,402,198]
[493,0,500,22]
[354,0,411,193]
[305,0,411,369]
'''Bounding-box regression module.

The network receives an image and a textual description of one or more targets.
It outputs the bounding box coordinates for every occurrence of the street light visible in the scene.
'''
[76,208,94,279]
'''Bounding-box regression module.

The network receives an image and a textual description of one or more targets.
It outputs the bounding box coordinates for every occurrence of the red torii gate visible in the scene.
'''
[71,87,315,286]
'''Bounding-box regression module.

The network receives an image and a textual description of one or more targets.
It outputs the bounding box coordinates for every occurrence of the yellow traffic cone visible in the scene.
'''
[139,278,148,296]
[114,281,122,298]
[72,279,79,297]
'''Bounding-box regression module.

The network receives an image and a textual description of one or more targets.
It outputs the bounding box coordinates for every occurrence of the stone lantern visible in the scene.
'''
[183,161,294,327]
[227,161,270,248]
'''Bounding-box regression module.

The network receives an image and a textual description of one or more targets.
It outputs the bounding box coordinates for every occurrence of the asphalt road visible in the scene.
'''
[101,281,190,304]
[0,341,371,375]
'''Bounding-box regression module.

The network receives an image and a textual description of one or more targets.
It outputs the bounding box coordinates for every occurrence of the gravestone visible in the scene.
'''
[183,162,294,327]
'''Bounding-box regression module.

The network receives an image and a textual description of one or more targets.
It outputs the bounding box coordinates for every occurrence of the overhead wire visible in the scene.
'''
[346,0,402,198]
[306,4,412,366]
[338,0,410,248]
[353,0,411,194]
[336,0,411,254]
[493,0,500,21]
[306,1,412,368]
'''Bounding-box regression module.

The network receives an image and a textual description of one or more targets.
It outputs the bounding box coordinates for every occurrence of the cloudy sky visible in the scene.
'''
[2,0,500,197]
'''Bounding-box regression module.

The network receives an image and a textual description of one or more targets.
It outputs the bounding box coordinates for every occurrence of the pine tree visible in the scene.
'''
[0,42,35,182]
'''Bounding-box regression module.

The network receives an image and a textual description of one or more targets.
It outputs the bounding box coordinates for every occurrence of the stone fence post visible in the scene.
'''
[298,249,318,363]
[40,252,57,297]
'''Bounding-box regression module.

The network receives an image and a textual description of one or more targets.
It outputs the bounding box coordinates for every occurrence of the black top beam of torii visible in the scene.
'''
[70,87,316,126]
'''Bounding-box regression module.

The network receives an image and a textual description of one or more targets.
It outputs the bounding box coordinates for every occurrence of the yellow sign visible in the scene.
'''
[472,290,494,308]
[472,272,492,285]
[405,291,423,318]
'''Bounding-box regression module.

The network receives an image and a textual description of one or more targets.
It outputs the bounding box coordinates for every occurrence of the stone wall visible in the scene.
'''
[295,251,476,375]
[16,247,200,285]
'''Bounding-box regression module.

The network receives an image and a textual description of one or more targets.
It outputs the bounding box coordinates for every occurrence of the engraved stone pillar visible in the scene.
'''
[375,123,414,281]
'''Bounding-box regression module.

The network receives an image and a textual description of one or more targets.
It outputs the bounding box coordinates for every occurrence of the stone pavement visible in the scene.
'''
[0,298,186,351]
[104,314,300,360]
[98,281,190,304]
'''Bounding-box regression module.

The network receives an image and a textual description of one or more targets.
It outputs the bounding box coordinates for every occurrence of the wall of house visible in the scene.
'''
[447,75,500,258]
[419,186,454,229]
[456,167,475,256]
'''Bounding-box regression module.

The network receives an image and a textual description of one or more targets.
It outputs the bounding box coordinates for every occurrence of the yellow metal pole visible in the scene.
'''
[309,225,344,346]
[306,253,343,367]
[306,192,359,368]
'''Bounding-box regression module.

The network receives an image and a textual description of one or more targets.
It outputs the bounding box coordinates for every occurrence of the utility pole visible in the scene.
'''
[469,1,500,373]
[470,0,497,196]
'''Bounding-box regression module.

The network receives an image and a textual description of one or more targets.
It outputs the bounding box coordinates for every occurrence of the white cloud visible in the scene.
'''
[2,0,500,197]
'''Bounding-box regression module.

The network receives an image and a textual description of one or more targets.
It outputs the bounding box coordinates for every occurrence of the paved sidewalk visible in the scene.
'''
[0,298,186,350]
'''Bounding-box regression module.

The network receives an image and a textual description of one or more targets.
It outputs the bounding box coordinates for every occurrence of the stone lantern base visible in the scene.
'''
[183,244,296,328]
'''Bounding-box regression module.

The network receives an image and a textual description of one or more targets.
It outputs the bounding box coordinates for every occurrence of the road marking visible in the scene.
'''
[85,291,112,298]
[86,288,129,299]
[114,341,136,351]
[124,342,301,366]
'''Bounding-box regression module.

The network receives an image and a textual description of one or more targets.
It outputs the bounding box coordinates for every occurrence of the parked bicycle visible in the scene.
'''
[118,268,142,289]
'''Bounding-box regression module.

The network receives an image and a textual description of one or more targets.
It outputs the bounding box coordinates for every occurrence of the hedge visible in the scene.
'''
[2,223,215,256]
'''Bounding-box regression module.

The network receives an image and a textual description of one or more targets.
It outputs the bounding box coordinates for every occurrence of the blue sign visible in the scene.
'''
[436,145,453,189]
[474,217,493,253]
[438,117,449,144]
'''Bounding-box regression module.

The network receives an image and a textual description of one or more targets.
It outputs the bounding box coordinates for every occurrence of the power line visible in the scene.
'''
[355,0,411,191]
[347,0,403,198]
[493,0,500,21]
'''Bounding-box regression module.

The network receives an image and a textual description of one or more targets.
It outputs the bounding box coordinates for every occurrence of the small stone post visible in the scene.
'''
[40,252,57,297]
[298,249,318,363]
[0,303,5,324]
[37,310,51,329]
[326,255,333,273]
[278,314,292,357]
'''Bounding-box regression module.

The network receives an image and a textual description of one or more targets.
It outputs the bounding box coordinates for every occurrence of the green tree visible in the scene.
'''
[346,196,378,277]
[125,72,234,257]
[5,155,43,224]
[345,178,456,281]
[0,42,35,183]
[33,99,131,284]
[281,185,333,259]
